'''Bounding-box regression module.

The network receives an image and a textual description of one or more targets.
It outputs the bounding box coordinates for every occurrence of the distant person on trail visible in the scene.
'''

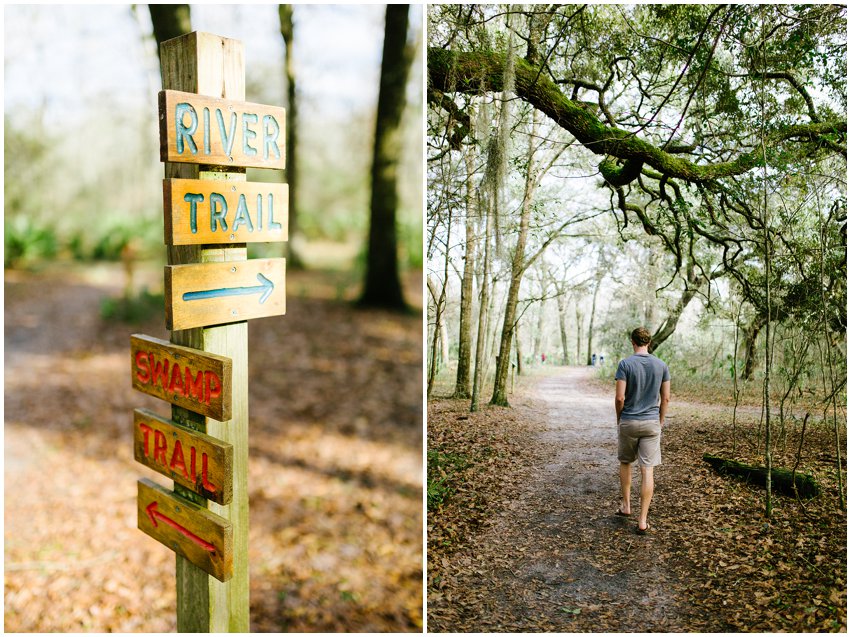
[591,353,597,366]
[614,327,670,535]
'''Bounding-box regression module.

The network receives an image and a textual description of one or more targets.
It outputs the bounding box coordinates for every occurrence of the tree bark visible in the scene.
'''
[514,324,523,376]
[360,5,412,309]
[585,274,602,365]
[453,148,477,398]
[740,315,766,381]
[702,454,819,499]
[575,301,583,364]
[149,4,191,55]
[278,5,304,268]
[491,116,538,406]
[427,275,446,397]
[470,198,493,413]
[557,292,570,365]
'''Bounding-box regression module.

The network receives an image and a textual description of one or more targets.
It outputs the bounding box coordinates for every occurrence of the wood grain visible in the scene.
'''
[163,178,288,245]
[164,258,286,331]
[130,334,232,421]
[133,409,233,504]
[137,478,232,582]
[159,89,286,170]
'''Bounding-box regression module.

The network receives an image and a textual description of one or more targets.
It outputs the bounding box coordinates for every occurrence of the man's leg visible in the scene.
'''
[619,462,633,514]
[638,466,654,530]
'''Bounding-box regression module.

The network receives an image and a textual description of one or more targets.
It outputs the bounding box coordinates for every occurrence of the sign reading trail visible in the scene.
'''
[164,178,288,245]
[137,478,232,582]
[134,409,233,504]
[159,89,287,170]
[130,334,232,421]
[165,258,286,330]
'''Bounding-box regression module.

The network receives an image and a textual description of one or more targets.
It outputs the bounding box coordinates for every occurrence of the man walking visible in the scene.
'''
[614,327,670,535]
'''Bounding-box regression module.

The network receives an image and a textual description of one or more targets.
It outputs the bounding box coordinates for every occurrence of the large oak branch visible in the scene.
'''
[429,48,845,185]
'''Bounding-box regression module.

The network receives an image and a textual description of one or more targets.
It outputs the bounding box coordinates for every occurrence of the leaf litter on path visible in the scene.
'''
[428,366,846,632]
[5,265,423,633]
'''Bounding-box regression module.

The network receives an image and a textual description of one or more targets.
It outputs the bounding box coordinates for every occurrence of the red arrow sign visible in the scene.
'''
[146,501,216,553]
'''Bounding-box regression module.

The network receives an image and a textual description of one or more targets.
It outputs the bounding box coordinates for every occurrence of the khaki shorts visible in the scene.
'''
[618,419,662,467]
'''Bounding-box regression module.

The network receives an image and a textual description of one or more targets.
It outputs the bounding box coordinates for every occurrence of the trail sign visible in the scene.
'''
[138,478,232,582]
[159,89,286,170]
[134,409,233,505]
[164,258,286,330]
[130,334,232,421]
[164,178,288,245]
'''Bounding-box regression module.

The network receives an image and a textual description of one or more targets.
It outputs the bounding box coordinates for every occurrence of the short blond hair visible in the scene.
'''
[631,327,652,346]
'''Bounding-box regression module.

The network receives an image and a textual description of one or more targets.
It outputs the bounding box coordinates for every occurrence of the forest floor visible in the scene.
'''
[4,261,423,633]
[428,365,846,632]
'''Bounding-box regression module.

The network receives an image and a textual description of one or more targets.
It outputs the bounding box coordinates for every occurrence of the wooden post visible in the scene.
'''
[161,32,249,632]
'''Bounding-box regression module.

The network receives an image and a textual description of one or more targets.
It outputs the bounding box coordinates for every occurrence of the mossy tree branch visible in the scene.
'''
[428,48,846,186]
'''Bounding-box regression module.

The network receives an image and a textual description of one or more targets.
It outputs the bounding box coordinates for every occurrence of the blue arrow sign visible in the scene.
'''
[183,273,275,304]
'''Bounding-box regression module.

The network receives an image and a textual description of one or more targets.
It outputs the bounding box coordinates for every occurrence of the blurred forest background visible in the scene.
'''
[5,4,423,632]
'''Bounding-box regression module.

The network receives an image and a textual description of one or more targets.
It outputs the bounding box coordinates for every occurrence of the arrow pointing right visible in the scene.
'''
[146,501,216,553]
[182,273,275,304]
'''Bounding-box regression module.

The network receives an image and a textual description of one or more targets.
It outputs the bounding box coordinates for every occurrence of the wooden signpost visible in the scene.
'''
[130,31,287,632]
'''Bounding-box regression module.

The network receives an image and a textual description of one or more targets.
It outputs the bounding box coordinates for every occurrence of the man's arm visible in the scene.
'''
[659,380,671,426]
[615,379,626,424]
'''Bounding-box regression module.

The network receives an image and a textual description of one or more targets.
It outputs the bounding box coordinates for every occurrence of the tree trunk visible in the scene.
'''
[427,275,446,397]
[557,292,570,365]
[491,115,539,407]
[585,275,602,366]
[533,286,545,364]
[470,200,493,413]
[148,4,191,56]
[649,264,701,354]
[575,301,583,364]
[740,315,766,380]
[702,454,819,499]
[515,324,523,376]
[278,5,304,269]
[360,5,411,309]
[453,148,477,398]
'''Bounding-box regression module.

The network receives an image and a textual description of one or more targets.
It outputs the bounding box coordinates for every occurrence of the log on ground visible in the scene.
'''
[702,453,821,499]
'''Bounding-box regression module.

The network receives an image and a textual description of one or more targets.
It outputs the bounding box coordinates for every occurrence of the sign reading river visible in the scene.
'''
[159,90,286,170]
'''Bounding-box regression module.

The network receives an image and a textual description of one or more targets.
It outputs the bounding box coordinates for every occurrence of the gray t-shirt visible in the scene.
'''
[615,353,671,421]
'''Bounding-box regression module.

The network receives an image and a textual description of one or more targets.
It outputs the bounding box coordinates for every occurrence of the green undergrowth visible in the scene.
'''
[100,288,164,324]
[427,449,470,512]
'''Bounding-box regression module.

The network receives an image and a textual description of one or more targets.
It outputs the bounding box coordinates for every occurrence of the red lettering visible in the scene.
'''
[201,453,217,493]
[168,363,184,395]
[151,355,170,389]
[185,368,204,400]
[169,440,190,480]
[154,430,168,466]
[139,422,153,457]
[190,446,197,481]
[135,351,151,383]
[204,372,222,405]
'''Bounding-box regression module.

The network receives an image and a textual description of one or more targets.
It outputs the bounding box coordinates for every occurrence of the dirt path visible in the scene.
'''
[430,366,698,632]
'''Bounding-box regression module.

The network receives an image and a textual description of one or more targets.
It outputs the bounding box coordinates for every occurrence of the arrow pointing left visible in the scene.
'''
[146,501,217,553]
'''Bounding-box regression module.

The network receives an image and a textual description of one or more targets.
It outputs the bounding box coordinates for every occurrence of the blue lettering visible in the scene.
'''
[262,115,281,160]
[268,194,282,230]
[183,193,204,234]
[175,103,198,155]
[202,108,211,155]
[256,194,263,230]
[216,109,237,157]
[242,113,258,157]
[232,195,254,232]
[210,193,228,231]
